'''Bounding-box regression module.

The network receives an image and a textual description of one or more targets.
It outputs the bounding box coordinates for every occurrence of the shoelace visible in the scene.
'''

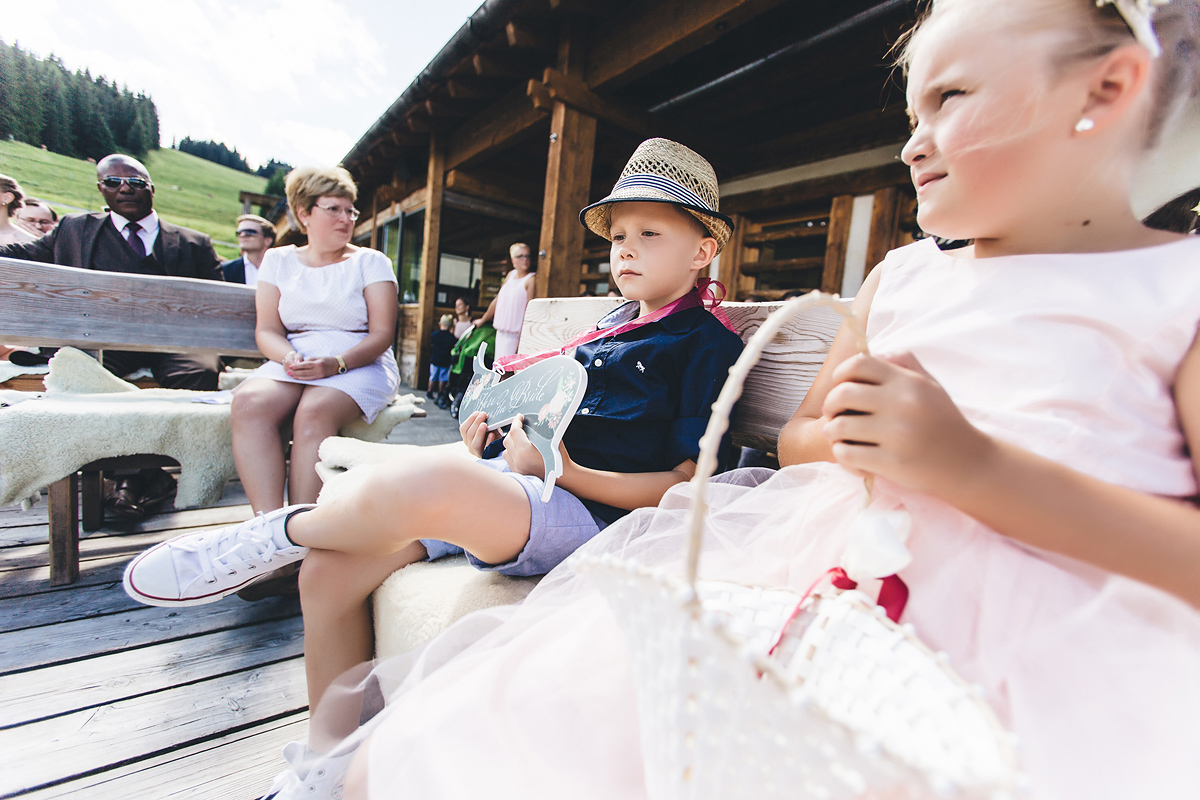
[189,514,284,585]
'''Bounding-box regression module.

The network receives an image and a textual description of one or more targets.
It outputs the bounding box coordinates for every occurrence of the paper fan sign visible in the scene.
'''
[458,343,588,501]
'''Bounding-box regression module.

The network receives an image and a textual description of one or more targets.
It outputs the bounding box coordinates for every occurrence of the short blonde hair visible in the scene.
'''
[285,166,357,232]
[236,213,276,243]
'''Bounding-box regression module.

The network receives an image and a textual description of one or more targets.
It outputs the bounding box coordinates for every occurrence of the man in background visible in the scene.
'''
[221,213,275,285]
[0,154,225,517]
[14,199,58,236]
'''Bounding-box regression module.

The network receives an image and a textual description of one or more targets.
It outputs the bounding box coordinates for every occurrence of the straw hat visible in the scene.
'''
[580,138,734,253]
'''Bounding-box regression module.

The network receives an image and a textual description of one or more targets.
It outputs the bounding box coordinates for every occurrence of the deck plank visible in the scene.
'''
[0,658,307,796]
[0,594,300,674]
[0,616,305,726]
[0,501,252,549]
[18,712,308,800]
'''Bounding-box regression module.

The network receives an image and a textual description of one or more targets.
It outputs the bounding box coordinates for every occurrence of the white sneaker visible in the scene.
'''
[123,505,314,607]
[261,741,355,799]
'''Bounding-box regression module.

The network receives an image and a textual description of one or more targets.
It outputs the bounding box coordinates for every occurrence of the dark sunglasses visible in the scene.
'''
[236,229,262,237]
[99,176,152,190]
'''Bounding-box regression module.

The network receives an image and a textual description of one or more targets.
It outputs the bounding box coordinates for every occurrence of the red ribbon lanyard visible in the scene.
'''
[495,278,736,373]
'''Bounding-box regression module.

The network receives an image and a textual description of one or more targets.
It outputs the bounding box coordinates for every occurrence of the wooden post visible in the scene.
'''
[416,135,446,390]
[537,21,596,300]
[370,194,379,250]
[47,474,79,586]
[864,186,900,278]
[822,195,855,295]
[720,213,745,299]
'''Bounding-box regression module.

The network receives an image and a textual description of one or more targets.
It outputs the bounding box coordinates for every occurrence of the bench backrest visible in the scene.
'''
[0,257,259,357]
[519,297,842,452]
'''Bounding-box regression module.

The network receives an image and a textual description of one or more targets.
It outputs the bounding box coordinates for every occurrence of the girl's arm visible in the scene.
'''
[823,339,1200,608]
[288,282,398,380]
[253,282,295,363]
[777,265,884,465]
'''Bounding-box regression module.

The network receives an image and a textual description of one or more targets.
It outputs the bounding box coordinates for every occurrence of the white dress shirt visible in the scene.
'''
[109,209,160,254]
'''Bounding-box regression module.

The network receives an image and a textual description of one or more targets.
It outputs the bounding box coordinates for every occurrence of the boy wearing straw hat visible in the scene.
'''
[122,139,743,767]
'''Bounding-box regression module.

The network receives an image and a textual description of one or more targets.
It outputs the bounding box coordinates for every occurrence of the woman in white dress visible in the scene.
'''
[232,167,399,513]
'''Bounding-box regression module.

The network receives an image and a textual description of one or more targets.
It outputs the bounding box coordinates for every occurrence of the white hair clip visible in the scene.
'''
[1096,0,1171,57]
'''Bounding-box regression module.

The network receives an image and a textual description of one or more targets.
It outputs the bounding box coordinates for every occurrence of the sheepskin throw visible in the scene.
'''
[0,348,425,509]
[316,436,541,658]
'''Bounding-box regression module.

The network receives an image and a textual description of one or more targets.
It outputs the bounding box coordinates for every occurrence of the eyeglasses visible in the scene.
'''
[314,204,360,221]
[236,229,262,237]
[99,176,152,190]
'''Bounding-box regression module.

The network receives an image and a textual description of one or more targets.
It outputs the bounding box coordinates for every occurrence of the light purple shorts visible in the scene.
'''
[420,457,606,577]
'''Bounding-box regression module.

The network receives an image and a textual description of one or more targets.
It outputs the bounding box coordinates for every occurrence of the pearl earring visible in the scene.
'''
[1075,117,1095,133]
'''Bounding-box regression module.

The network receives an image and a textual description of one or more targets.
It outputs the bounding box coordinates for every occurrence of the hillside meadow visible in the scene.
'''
[0,140,269,260]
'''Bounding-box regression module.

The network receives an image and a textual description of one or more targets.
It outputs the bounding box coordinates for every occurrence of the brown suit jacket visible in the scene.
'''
[0,212,224,281]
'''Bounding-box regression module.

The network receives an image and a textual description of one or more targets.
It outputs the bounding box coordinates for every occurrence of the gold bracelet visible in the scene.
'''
[335,355,347,374]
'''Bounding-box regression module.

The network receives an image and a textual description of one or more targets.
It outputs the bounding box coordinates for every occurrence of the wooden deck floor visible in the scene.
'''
[0,397,461,798]
[0,482,306,799]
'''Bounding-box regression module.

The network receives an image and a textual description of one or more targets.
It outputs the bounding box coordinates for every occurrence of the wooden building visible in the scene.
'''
[338,0,924,386]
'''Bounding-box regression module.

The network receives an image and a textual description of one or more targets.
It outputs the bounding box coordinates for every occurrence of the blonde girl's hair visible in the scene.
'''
[0,174,25,217]
[284,166,358,233]
[898,0,1200,148]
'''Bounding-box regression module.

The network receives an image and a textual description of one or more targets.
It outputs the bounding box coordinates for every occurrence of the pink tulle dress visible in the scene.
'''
[313,237,1200,800]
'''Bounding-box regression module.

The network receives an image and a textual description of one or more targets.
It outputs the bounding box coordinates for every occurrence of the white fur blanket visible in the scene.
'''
[316,436,541,658]
[0,348,425,510]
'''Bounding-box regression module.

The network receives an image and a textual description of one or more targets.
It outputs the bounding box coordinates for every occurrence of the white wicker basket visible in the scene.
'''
[572,292,1023,799]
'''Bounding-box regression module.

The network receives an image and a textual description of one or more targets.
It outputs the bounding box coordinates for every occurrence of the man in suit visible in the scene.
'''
[0,155,226,518]
[0,154,224,388]
[221,213,275,286]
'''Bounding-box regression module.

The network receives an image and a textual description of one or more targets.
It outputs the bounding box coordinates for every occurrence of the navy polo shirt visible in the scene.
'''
[488,302,744,525]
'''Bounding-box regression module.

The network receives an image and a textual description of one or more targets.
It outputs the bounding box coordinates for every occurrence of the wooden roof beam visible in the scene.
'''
[446,76,506,99]
[586,0,790,90]
[506,19,557,52]
[444,189,541,227]
[446,169,542,212]
[548,0,609,16]
[424,96,476,118]
[445,87,551,171]
[473,51,540,79]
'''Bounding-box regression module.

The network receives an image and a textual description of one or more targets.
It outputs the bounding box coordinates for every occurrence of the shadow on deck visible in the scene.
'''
[0,393,462,798]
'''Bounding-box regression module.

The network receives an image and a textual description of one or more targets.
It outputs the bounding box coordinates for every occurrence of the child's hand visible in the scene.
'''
[460,410,499,458]
[502,416,546,479]
[821,352,994,496]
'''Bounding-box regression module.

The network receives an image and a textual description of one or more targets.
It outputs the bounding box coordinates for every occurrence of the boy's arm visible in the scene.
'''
[503,417,694,510]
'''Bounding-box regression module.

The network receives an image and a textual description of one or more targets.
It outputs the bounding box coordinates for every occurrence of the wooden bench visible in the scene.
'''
[0,257,261,585]
[314,295,845,659]
[0,256,425,586]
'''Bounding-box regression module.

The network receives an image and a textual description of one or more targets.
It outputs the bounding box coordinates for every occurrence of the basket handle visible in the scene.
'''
[684,292,869,588]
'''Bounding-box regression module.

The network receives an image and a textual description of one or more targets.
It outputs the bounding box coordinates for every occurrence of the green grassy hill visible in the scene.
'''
[0,141,269,260]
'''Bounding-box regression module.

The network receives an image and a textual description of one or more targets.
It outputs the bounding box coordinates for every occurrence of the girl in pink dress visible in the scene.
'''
[271,1,1200,798]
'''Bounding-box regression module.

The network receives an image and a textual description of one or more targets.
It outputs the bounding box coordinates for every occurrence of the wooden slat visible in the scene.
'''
[18,713,308,800]
[0,503,252,549]
[445,87,550,171]
[738,256,825,276]
[0,658,307,797]
[585,0,789,90]
[720,213,745,299]
[0,258,259,357]
[0,595,300,674]
[445,169,542,212]
[822,195,855,295]
[722,162,911,216]
[0,616,304,726]
[743,225,829,244]
[443,189,541,227]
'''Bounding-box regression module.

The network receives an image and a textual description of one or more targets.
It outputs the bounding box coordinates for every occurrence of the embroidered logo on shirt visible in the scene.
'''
[636,361,645,373]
